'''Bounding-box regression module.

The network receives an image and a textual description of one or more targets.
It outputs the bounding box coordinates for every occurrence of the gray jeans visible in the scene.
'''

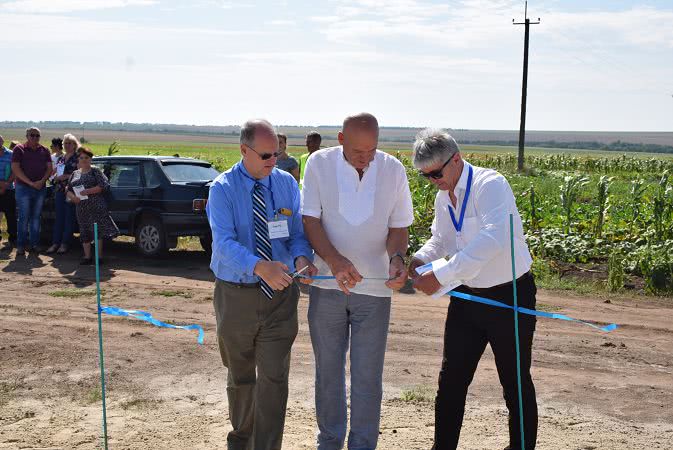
[214,279,299,450]
[308,286,392,450]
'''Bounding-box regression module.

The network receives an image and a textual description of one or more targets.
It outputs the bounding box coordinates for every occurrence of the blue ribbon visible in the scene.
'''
[297,275,618,332]
[100,306,205,344]
[447,289,617,332]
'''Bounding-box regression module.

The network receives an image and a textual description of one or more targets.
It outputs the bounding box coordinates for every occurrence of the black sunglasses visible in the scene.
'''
[29,134,40,138]
[246,144,279,161]
[419,157,452,179]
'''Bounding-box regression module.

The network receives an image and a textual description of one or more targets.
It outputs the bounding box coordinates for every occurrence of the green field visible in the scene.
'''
[1,129,671,296]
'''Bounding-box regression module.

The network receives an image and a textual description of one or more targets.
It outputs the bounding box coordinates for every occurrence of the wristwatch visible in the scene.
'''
[389,252,406,264]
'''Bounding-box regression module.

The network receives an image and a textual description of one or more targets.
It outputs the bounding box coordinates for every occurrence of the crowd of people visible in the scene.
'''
[207,113,538,450]
[0,128,118,264]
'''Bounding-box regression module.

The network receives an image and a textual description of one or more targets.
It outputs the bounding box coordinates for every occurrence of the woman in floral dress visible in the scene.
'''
[66,147,119,265]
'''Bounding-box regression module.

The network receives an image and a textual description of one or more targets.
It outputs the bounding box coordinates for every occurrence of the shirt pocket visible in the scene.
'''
[455,216,481,251]
[338,188,375,226]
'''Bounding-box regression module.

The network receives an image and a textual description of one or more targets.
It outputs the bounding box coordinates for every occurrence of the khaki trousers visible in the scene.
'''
[214,279,299,450]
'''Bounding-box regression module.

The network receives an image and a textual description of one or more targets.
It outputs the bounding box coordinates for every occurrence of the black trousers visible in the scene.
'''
[0,189,17,243]
[434,272,538,450]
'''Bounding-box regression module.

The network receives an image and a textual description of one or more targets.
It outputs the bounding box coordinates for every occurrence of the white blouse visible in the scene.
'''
[414,161,533,289]
[301,146,414,297]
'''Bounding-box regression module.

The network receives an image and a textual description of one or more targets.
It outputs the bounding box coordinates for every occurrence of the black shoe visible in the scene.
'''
[16,246,26,256]
[29,246,44,254]
[80,257,93,265]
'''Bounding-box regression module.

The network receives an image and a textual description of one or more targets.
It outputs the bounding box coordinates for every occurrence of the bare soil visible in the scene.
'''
[1,242,672,449]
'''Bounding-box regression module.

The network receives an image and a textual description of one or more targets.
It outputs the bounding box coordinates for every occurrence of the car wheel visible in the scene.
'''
[135,217,166,257]
[200,235,212,254]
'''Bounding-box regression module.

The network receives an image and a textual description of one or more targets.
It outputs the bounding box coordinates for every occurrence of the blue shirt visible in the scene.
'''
[206,161,313,283]
[0,147,13,190]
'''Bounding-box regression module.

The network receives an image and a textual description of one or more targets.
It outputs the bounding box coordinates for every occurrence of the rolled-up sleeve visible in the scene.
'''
[207,182,259,276]
[300,156,321,219]
[387,165,414,228]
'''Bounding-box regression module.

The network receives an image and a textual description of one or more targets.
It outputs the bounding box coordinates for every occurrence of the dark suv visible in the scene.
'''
[42,156,219,256]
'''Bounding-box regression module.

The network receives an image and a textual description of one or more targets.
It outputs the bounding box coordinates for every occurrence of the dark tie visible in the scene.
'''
[252,182,274,299]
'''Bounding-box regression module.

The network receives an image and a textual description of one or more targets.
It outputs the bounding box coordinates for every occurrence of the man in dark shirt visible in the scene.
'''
[11,127,52,255]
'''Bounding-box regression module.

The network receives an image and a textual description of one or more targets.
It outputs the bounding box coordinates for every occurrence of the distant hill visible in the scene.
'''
[1,121,671,154]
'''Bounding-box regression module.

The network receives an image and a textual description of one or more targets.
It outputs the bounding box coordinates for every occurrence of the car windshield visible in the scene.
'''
[161,163,219,182]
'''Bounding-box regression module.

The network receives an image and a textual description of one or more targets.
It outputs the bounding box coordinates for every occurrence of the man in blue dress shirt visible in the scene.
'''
[206,118,317,450]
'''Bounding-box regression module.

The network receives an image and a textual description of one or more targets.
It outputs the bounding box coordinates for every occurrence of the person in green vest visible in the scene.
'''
[298,131,321,189]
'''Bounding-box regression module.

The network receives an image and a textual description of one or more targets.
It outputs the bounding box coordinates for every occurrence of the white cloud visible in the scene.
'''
[539,7,673,49]
[0,0,158,14]
[269,19,296,26]
[0,12,263,43]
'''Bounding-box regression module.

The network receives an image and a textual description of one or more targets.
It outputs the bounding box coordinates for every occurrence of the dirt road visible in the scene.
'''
[1,243,672,449]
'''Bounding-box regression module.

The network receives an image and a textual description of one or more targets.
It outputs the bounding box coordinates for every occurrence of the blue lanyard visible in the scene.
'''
[448,165,473,233]
[238,165,277,215]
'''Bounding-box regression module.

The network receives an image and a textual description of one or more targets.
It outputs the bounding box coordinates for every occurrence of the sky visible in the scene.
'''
[1,0,672,131]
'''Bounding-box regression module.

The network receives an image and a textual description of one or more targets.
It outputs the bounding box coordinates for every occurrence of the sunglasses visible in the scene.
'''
[29,134,40,138]
[246,144,279,161]
[419,157,452,180]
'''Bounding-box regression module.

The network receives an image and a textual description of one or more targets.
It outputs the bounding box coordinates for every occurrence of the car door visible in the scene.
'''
[105,161,144,233]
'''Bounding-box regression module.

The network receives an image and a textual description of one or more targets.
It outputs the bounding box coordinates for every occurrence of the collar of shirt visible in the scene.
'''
[337,146,377,181]
[452,160,472,194]
[236,161,271,192]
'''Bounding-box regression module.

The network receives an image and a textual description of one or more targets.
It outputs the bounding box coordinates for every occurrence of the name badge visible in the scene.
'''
[268,219,289,239]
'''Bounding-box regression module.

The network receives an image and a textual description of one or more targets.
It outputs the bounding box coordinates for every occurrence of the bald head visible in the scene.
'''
[338,113,379,172]
[240,118,277,148]
[342,112,379,136]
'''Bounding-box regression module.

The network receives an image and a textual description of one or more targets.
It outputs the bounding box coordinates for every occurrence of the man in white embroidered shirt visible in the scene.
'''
[301,112,414,449]
[409,129,538,450]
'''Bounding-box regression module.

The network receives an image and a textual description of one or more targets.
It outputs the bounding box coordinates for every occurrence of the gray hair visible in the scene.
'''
[63,133,80,148]
[240,119,276,147]
[412,128,460,170]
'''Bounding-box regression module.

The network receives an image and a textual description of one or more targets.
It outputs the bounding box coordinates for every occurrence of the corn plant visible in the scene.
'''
[560,175,589,235]
[607,251,624,292]
[594,175,614,239]
[107,140,120,156]
[652,170,671,242]
[628,179,648,235]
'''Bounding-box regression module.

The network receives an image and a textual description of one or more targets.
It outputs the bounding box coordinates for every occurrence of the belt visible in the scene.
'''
[220,280,260,289]
[465,271,532,295]
[219,280,296,291]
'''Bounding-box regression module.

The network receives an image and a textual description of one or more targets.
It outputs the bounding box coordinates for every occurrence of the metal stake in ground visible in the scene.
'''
[513,1,541,172]
[509,214,525,450]
[94,223,109,449]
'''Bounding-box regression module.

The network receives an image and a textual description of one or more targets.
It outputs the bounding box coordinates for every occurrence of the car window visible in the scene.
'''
[143,162,163,188]
[161,163,219,182]
[108,164,142,188]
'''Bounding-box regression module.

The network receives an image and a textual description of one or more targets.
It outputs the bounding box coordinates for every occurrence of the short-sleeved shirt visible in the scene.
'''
[0,147,13,189]
[11,143,52,185]
[276,155,299,174]
[299,153,310,187]
[300,146,414,297]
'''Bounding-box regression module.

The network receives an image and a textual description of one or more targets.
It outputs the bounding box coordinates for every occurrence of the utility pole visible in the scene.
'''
[514,1,540,172]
